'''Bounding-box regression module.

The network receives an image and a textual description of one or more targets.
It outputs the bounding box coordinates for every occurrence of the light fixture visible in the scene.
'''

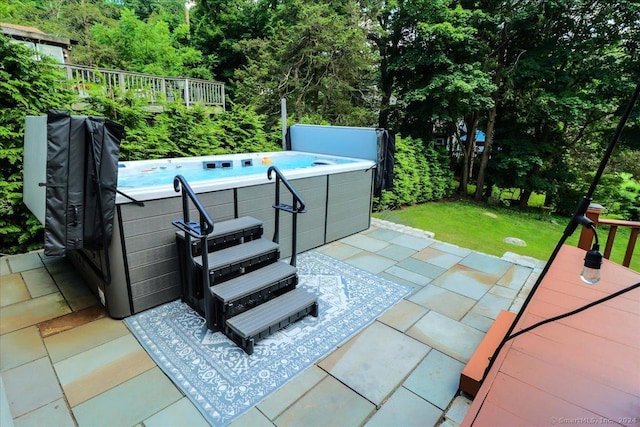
[481,81,639,384]
[576,215,603,285]
[581,244,603,284]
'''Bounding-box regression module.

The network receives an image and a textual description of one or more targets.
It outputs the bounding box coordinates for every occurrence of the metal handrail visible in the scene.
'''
[267,166,306,267]
[172,175,217,329]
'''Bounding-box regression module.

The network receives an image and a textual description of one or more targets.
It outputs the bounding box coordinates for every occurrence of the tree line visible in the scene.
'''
[1,0,639,252]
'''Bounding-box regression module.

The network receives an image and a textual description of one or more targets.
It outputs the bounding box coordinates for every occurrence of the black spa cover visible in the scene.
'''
[374,129,395,196]
[44,110,124,257]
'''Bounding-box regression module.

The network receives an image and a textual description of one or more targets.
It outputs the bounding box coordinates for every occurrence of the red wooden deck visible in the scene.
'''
[462,245,640,426]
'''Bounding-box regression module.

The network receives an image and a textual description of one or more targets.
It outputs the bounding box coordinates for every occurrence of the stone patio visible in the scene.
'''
[0,219,543,426]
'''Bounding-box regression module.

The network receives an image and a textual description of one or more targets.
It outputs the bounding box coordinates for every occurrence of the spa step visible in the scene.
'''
[194,237,280,281]
[224,288,318,355]
[211,261,298,327]
[176,216,264,256]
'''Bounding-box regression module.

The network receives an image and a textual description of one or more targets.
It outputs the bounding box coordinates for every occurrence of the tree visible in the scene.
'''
[0,36,73,253]
[91,8,204,76]
[470,0,640,208]
[120,0,188,30]
[190,0,274,88]
[2,0,121,65]
[233,0,379,126]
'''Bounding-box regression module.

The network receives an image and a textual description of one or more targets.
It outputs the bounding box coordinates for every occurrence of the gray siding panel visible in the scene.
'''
[132,279,182,313]
[130,271,180,300]
[128,259,178,284]
[119,189,235,314]
[325,170,372,242]
[237,176,327,259]
[77,168,372,318]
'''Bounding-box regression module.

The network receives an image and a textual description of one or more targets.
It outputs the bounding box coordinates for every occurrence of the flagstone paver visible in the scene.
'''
[498,264,535,290]
[445,395,473,425]
[12,399,75,427]
[344,252,397,274]
[375,244,417,261]
[366,228,404,241]
[407,311,485,363]
[0,293,71,335]
[460,312,495,333]
[377,272,423,294]
[0,273,31,307]
[51,271,98,312]
[54,334,155,406]
[2,357,63,418]
[384,266,432,286]
[489,284,519,299]
[38,304,107,339]
[44,316,129,363]
[6,253,43,273]
[413,247,463,269]
[470,292,513,320]
[340,234,390,252]
[319,321,430,406]
[403,350,465,410]
[143,397,210,427]
[409,285,476,321]
[20,268,58,298]
[389,234,434,251]
[432,265,493,300]
[396,257,447,280]
[316,241,363,260]
[377,299,428,332]
[0,257,10,276]
[273,376,375,427]
[0,326,47,372]
[257,365,327,420]
[38,255,70,276]
[364,386,443,427]
[431,242,473,258]
[228,408,273,427]
[72,368,182,427]
[459,252,512,277]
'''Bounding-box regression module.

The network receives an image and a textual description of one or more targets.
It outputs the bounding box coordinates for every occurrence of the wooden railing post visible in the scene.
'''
[578,203,604,250]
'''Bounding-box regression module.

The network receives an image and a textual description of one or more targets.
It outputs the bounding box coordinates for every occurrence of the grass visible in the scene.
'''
[373,199,639,272]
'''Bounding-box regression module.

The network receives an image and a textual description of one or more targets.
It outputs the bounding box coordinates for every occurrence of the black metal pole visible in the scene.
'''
[481,80,640,383]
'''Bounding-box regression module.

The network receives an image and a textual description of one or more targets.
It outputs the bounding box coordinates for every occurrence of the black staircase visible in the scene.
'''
[173,169,318,354]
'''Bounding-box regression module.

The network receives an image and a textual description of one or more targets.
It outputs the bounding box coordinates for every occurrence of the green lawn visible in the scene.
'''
[373,200,639,272]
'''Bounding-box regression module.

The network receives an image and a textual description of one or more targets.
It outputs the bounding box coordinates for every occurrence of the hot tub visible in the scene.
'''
[68,151,376,318]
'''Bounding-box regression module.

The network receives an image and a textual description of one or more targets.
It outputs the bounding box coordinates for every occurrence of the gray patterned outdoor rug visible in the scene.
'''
[125,251,410,426]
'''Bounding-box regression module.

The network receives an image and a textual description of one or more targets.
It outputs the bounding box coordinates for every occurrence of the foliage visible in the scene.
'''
[3,0,639,252]
[0,36,73,254]
[233,0,379,127]
[191,0,274,88]
[2,0,121,65]
[120,0,188,30]
[90,9,204,77]
[373,136,454,210]
[373,199,638,272]
[83,95,281,160]
[388,1,494,138]
[473,0,639,207]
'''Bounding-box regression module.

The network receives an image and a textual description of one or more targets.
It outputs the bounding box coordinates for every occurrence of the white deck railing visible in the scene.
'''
[59,64,225,109]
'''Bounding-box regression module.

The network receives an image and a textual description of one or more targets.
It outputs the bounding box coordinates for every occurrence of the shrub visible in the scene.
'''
[0,36,73,254]
[373,136,454,210]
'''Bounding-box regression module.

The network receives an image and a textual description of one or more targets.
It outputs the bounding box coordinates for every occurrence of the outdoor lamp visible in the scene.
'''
[576,215,603,285]
[581,245,603,285]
